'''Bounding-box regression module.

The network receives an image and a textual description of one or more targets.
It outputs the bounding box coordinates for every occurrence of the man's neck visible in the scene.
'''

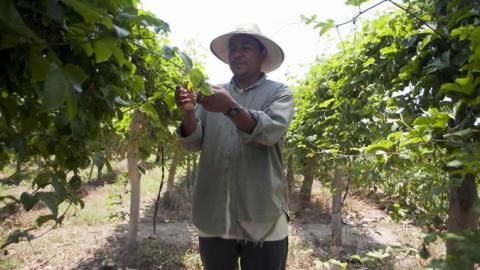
[234,73,263,90]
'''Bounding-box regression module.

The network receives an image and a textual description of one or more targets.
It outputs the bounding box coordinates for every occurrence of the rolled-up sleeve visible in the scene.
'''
[177,106,205,152]
[239,91,294,146]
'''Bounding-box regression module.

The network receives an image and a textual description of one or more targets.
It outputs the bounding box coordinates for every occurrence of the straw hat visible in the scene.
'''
[210,23,285,73]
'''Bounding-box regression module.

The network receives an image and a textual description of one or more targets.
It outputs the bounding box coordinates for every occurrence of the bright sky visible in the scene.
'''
[141,0,390,85]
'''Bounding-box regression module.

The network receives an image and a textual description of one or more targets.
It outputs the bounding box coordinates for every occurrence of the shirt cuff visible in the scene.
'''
[238,109,264,144]
[177,119,203,144]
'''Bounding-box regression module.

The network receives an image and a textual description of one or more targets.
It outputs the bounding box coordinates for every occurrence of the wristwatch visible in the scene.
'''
[224,102,241,119]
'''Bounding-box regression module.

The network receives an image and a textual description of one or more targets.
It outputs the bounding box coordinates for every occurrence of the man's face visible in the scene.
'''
[228,35,266,77]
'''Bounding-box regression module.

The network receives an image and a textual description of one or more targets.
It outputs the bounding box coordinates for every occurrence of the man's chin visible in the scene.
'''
[230,68,247,76]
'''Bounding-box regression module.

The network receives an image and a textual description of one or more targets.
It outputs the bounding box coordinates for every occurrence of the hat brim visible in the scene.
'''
[210,31,284,73]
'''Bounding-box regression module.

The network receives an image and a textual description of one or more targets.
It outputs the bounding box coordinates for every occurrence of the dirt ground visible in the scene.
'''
[0,168,443,270]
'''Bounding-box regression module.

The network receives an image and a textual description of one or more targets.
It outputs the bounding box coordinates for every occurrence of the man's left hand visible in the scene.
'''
[198,85,236,113]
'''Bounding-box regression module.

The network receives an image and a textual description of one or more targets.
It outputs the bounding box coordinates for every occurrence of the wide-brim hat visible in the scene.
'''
[210,23,285,73]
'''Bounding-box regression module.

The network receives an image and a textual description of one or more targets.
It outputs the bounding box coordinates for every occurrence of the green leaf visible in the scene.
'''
[446,159,463,168]
[30,54,48,82]
[65,86,79,121]
[418,35,432,50]
[113,25,130,37]
[451,26,471,41]
[419,245,430,259]
[413,115,449,128]
[306,135,317,142]
[318,98,335,108]
[1,229,35,249]
[387,131,403,140]
[365,140,395,153]
[93,37,126,66]
[94,38,113,63]
[178,51,193,72]
[440,82,464,94]
[110,42,126,66]
[190,68,204,87]
[30,47,60,82]
[470,26,480,42]
[473,96,480,106]
[164,91,176,108]
[47,0,64,20]
[68,175,82,191]
[139,13,170,33]
[380,44,399,55]
[314,19,335,36]
[366,249,391,260]
[71,34,94,57]
[73,197,85,209]
[115,96,130,106]
[162,46,175,60]
[70,116,85,138]
[0,0,41,42]
[363,57,375,67]
[399,137,426,147]
[345,0,370,6]
[32,173,50,189]
[92,152,105,170]
[36,192,59,218]
[64,64,87,93]
[105,158,112,172]
[190,68,214,96]
[62,0,112,28]
[36,214,56,226]
[199,84,214,97]
[141,102,157,118]
[51,177,66,201]
[425,51,450,74]
[20,192,38,211]
[300,14,317,24]
[444,128,473,139]
[40,63,70,110]
[351,254,364,263]
[423,232,438,245]
[399,60,419,80]
[132,75,146,96]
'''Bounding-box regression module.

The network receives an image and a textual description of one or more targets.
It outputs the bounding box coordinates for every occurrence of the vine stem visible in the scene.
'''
[336,26,347,52]
[331,0,455,52]
[304,140,395,158]
[134,42,188,75]
[335,0,389,27]
[153,146,165,233]
[386,0,450,41]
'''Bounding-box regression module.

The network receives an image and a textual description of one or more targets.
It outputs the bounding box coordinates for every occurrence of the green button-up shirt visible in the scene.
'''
[178,74,295,241]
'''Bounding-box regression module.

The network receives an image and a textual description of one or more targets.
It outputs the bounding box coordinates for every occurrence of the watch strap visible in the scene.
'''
[224,103,241,118]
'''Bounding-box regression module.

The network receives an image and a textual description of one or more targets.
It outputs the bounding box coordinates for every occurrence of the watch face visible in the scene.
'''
[226,104,241,118]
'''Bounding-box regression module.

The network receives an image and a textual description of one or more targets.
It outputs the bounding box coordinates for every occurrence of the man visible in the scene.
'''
[175,23,294,270]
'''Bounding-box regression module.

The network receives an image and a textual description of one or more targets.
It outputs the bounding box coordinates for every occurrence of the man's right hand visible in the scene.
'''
[176,85,198,137]
[175,85,196,114]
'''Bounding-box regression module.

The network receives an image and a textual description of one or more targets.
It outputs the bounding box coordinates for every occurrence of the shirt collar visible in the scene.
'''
[230,73,267,92]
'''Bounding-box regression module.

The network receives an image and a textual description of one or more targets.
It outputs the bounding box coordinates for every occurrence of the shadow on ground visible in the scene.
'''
[287,183,420,270]
[71,176,201,270]
[69,176,420,270]
[0,164,123,223]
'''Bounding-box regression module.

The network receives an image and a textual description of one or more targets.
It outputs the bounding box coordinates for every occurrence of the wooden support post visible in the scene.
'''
[331,162,343,264]
[125,110,143,255]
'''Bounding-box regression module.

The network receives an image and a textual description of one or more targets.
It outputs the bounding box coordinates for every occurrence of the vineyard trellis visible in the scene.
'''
[0,0,210,257]
[291,0,479,268]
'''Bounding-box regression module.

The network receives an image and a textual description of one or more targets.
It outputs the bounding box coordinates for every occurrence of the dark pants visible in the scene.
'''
[198,236,288,270]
